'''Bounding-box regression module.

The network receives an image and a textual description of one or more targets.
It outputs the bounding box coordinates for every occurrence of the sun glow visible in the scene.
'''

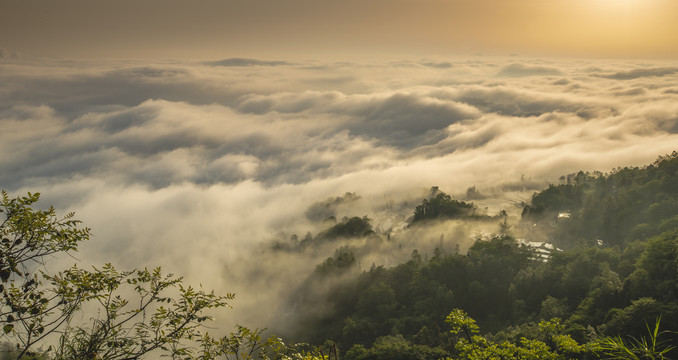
[587,0,667,13]
[570,0,676,50]
[586,0,639,14]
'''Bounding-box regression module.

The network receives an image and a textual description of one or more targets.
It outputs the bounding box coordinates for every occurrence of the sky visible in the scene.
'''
[2,0,678,336]
[2,0,678,59]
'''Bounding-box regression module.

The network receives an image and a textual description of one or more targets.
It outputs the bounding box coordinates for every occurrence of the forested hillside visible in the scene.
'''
[3,152,677,359]
[522,151,678,248]
[279,151,678,359]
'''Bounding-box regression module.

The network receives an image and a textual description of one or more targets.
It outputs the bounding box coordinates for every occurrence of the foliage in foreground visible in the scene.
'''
[0,191,331,360]
[344,309,675,360]
[597,316,675,360]
[443,308,601,360]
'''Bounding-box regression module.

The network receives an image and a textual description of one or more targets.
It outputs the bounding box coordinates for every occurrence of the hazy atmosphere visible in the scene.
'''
[2,0,678,59]
[2,0,678,345]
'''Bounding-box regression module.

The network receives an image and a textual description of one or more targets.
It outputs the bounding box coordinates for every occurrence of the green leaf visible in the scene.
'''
[3,324,13,334]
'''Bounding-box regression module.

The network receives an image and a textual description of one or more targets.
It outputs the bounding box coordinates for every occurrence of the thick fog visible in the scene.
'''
[2,55,678,330]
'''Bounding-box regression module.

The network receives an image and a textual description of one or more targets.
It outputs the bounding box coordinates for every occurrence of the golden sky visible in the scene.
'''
[2,0,677,59]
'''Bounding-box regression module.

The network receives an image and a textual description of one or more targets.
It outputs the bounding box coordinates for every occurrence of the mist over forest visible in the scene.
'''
[2,54,678,358]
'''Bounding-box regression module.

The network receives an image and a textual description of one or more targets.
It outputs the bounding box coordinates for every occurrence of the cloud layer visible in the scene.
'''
[2,56,678,328]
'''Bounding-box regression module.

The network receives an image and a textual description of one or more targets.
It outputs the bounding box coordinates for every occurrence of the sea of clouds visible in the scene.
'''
[2,54,678,330]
